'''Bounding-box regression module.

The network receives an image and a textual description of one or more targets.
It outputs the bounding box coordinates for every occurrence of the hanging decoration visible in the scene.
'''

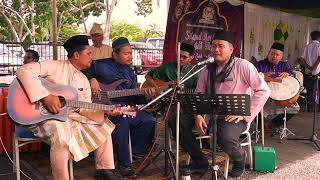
[274,22,289,45]
[249,28,255,44]
[258,42,264,56]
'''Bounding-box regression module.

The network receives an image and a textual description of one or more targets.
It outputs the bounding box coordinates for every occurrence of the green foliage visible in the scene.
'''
[0,0,103,42]
[145,23,164,37]
[0,0,154,42]
[110,21,145,42]
[59,24,79,41]
[134,0,153,17]
[110,20,164,42]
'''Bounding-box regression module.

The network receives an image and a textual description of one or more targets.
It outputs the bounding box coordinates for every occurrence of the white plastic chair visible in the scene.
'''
[128,130,132,162]
[185,123,253,179]
[13,126,74,180]
[224,122,253,179]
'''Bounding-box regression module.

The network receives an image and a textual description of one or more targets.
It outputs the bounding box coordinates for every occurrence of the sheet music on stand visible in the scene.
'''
[172,93,251,116]
[175,93,250,179]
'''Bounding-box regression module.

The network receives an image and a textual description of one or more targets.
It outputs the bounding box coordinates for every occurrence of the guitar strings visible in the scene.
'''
[93,88,195,96]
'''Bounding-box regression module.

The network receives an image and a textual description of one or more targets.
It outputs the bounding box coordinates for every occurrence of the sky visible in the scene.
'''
[83,0,169,33]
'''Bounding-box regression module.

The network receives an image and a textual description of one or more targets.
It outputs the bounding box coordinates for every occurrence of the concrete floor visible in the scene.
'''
[1,110,320,180]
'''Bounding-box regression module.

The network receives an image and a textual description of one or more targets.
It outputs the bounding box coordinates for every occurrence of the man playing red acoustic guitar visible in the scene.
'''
[15,35,120,180]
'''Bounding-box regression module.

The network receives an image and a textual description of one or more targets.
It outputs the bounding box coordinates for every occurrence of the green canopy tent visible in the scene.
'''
[246,0,320,18]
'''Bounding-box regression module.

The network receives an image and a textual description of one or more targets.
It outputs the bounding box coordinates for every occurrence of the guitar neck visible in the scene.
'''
[66,100,115,111]
[106,86,169,98]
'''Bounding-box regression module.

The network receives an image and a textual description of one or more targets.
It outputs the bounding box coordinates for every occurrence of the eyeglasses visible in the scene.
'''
[180,55,190,59]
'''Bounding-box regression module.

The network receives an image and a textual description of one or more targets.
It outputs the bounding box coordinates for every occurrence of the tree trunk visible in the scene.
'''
[104,0,116,41]
[18,0,24,41]
[0,11,20,42]
[52,0,58,60]
[31,1,36,43]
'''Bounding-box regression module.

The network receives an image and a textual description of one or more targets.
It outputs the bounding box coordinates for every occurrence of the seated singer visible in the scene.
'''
[16,35,120,180]
[82,37,155,177]
[194,30,270,178]
[256,42,300,130]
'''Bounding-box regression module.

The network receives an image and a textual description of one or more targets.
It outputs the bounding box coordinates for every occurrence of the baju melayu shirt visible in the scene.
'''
[195,58,270,123]
[147,61,199,89]
[16,60,115,161]
[256,58,300,116]
[82,58,146,104]
[256,58,294,77]
[89,44,112,60]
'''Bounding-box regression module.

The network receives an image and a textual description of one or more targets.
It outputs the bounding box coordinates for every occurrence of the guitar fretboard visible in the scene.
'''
[106,86,170,98]
[66,100,115,111]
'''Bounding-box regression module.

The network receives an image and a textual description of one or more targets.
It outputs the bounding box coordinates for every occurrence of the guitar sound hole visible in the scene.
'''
[58,96,66,108]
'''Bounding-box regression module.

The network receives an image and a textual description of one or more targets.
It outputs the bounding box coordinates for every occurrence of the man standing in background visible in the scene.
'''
[297,31,320,112]
[89,23,113,60]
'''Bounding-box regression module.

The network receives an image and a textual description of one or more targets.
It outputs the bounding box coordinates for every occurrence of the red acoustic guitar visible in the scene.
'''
[7,78,137,125]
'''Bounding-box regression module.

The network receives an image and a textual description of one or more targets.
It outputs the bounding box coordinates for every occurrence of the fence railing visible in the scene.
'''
[0,41,163,75]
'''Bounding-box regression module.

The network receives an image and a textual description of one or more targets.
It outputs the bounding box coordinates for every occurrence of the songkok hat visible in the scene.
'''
[63,35,89,54]
[212,30,235,45]
[90,23,103,35]
[112,37,130,50]
[270,42,284,52]
[180,42,195,55]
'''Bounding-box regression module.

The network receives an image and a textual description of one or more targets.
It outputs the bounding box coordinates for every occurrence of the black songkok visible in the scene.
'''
[270,42,284,52]
[63,35,89,54]
[112,37,131,50]
[212,30,235,45]
[180,42,195,55]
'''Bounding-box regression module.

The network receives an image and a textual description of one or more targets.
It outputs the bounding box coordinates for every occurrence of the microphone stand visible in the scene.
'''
[176,43,181,180]
[289,75,320,150]
[140,64,208,179]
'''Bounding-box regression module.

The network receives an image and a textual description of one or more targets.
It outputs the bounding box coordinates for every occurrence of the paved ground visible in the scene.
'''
[1,110,320,180]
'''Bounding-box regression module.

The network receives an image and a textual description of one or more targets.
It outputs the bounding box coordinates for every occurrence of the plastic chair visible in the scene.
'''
[224,122,253,179]
[186,123,253,179]
[128,130,133,162]
[186,135,211,165]
[12,126,73,180]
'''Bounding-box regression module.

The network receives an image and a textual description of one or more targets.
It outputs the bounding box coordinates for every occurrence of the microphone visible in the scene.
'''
[196,57,215,66]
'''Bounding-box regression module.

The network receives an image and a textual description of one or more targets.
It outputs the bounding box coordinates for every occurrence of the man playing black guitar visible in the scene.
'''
[82,37,155,177]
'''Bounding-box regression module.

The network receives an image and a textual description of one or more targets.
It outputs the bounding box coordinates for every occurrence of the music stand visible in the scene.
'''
[177,93,250,180]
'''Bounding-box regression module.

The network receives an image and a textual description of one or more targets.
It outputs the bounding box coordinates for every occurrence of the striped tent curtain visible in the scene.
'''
[244,2,320,65]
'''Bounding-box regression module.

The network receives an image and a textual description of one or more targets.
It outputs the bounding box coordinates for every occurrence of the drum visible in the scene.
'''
[268,76,300,107]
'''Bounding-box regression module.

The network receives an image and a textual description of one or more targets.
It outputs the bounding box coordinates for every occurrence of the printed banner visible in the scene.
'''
[163,0,244,63]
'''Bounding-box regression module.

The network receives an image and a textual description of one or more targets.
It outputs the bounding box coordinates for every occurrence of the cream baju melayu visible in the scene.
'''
[16,60,115,179]
[89,45,112,60]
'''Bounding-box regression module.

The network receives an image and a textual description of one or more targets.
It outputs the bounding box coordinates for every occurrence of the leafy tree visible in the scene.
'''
[0,0,153,43]
[110,20,164,42]
[92,0,152,41]
[134,0,152,17]
[110,21,145,42]
[145,23,164,37]
[0,0,104,42]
